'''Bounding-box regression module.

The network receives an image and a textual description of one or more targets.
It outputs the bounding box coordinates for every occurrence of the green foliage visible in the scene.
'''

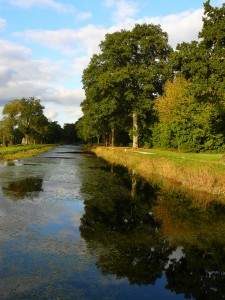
[45,121,63,144]
[62,123,79,144]
[81,23,173,147]
[173,1,225,104]
[18,97,48,144]
[153,77,225,152]
[152,1,225,152]
[80,2,225,151]
[1,97,68,145]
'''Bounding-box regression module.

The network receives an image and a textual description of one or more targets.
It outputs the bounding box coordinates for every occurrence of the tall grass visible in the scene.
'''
[93,146,225,197]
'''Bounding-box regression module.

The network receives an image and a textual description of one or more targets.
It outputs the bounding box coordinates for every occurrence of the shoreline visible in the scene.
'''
[0,144,57,162]
[92,146,225,201]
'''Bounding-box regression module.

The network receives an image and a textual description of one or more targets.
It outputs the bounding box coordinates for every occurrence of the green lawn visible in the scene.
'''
[0,144,56,160]
[130,148,224,164]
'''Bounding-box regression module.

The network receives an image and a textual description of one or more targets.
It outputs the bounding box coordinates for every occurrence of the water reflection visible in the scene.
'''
[80,163,225,299]
[80,169,173,285]
[166,244,225,299]
[1,147,225,299]
[2,177,43,200]
[154,192,225,299]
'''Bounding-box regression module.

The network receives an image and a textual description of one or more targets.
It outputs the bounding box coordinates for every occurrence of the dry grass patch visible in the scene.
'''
[93,146,225,197]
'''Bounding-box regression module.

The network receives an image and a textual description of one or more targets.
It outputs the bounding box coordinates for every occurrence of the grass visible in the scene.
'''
[0,144,57,161]
[127,147,224,163]
[92,146,225,198]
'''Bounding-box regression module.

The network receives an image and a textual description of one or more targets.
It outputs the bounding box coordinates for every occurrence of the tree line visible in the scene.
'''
[77,0,225,152]
[0,97,79,146]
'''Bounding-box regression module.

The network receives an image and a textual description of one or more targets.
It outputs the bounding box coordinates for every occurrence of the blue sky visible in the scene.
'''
[0,0,223,126]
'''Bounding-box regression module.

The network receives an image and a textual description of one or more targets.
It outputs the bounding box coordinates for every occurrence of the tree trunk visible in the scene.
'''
[105,133,108,146]
[25,134,29,145]
[111,127,115,147]
[132,111,138,148]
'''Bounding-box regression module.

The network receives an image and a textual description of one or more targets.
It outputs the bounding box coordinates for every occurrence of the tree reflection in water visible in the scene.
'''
[80,163,225,299]
[2,177,43,200]
[80,164,174,285]
[154,191,225,299]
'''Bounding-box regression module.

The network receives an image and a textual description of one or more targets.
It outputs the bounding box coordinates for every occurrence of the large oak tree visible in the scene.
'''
[2,97,48,145]
[81,23,173,148]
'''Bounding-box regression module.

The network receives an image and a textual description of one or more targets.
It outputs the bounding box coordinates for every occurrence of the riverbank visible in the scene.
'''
[0,144,57,161]
[92,146,225,199]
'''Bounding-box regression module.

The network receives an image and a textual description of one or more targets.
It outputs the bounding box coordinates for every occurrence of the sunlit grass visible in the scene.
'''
[92,146,225,196]
[130,148,224,163]
[0,144,57,161]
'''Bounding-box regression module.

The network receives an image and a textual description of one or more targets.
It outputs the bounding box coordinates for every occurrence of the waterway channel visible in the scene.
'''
[1,145,225,299]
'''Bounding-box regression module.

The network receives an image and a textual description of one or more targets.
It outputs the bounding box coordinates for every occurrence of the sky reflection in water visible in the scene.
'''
[1,145,225,299]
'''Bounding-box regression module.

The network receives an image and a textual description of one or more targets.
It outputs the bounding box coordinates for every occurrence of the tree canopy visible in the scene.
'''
[1,97,79,146]
[79,1,225,151]
[157,0,225,151]
[81,23,173,148]
[1,1,225,152]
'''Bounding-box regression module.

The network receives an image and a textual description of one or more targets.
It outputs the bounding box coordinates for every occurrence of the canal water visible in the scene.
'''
[1,145,225,299]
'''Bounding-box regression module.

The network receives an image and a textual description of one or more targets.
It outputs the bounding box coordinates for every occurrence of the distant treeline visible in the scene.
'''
[77,1,225,152]
[0,97,79,145]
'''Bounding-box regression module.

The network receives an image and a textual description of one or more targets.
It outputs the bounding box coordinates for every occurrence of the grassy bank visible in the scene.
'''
[92,146,225,198]
[0,144,57,161]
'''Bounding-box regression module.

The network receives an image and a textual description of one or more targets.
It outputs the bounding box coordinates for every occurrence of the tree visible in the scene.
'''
[76,114,104,145]
[2,99,24,145]
[198,0,225,102]
[63,123,78,144]
[82,53,125,146]
[173,1,225,104]
[81,23,173,148]
[45,121,62,144]
[2,97,50,145]
[169,1,225,150]
[18,97,47,144]
[153,77,224,151]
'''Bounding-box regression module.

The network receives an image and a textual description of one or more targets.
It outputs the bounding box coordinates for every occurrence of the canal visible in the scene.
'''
[1,145,225,299]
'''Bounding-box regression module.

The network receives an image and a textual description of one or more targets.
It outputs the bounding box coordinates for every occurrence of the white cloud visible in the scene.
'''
[140,9,204,47]
[44,98,83,125]
[14,25,109,78]
[42,86,84,124]
[72,56,90,76]
[0,38,83,124]
[7,0,75,13]
[14,24,107,57]
[45,87,84,106]
[0,39,71,83]
[104,0,116,7]
[77,11,92,21]
[102,3,204,48]
[44,109,58,121]
[104,0,139,23]
[6,0,92,21]
[106,8,204,48]
[12,22,106,82]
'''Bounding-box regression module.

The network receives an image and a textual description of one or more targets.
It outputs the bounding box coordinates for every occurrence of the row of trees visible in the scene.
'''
[77,1,225,152]
[0,97,78,145]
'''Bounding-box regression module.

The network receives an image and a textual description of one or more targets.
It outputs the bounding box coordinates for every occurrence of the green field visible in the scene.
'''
[0,144,56,161]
